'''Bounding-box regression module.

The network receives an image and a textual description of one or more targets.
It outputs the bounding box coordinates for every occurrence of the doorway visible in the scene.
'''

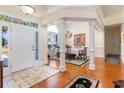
[11,24,35,72]
[47,25,60,69]
[47,25,59,61]
[1,22,39,75]
[105,24,121,64]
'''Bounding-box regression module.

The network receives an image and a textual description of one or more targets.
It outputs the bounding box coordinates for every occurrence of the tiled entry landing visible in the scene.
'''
[3,65,59,88]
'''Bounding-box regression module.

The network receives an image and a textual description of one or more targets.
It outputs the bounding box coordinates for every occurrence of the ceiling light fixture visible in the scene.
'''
[19,5,35,15]
[54,21,57,24]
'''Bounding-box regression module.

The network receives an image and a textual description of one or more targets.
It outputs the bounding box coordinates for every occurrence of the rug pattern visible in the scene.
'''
[66,59,89,66]
[65,74,99,88]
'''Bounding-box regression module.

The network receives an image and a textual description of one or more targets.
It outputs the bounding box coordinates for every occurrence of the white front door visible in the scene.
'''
[11,24,35,72]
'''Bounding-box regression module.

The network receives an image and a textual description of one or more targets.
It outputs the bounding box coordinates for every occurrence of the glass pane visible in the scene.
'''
[35,31,39,61]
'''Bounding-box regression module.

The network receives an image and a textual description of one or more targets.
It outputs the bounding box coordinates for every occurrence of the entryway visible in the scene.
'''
[0,22,39,76]
[47,25,59,61]
[10,24,35,72]
[3,65,59,88]
[105,24,121,64]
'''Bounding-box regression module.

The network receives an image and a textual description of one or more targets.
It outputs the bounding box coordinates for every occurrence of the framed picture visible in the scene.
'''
[74,34,85,46]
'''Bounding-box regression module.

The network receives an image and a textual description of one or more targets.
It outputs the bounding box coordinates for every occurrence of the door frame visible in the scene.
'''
[11,23,36,72]
[104,24,121,57]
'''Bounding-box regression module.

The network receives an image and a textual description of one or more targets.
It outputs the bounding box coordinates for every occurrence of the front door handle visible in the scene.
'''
[32,49,34,51]
[32,46,34,51]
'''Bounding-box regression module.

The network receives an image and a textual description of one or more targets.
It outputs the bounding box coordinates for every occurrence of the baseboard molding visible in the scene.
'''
[95,56,105,59]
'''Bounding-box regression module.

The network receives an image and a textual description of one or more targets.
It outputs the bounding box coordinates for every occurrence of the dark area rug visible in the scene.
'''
[66,59,89,66]
[65,74,99,88]
[105,54,120,64]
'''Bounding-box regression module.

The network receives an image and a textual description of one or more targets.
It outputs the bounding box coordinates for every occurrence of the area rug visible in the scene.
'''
[66,59,89,66]
[64,74,99,88]
[106,54,120,64]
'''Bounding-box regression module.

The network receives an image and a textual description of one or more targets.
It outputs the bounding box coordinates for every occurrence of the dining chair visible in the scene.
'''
[78,47,87,61]
[56,47,60,58]
[66,47,72,60]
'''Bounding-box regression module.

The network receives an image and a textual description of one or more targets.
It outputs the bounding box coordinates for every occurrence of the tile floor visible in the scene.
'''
[3,65,59,88]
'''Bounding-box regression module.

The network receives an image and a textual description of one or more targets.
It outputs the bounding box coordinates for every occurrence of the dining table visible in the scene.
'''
[70,47,84,57]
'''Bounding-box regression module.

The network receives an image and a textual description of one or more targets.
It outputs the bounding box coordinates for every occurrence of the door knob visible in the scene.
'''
[32,49,34,51]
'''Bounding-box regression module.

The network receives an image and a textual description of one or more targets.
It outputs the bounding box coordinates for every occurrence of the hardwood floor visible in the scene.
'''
[31,58,124,88]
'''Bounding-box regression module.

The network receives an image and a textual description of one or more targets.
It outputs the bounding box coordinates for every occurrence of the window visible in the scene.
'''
[35,31,39,61]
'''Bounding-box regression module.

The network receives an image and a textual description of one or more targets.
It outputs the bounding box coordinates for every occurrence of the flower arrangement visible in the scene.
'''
[66,31,73,38]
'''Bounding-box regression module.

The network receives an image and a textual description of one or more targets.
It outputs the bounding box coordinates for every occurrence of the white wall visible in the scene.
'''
[66,21,104,58]
[95,29,104,58]
[66,21,89,47]
[40,25,48,65]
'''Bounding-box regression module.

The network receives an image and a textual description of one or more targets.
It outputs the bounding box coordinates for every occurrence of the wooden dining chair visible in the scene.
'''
[66,47,72,60]
[56,47,60,58]
[78,47,87,61]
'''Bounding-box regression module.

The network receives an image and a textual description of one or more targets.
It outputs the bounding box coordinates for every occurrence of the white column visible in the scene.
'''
[121,24,124,64]
[41,24,48,65]
[57,19,67,72]
[88,20,96,70]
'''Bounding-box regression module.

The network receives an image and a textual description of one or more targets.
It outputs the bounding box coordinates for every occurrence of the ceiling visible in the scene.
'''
[33,5,124,18]
[0,5,123,19]
[24,5,64,18]
[0,5,47,18]
[25,5,94,18]
[101,5,123,17]
[31,5,47,18]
